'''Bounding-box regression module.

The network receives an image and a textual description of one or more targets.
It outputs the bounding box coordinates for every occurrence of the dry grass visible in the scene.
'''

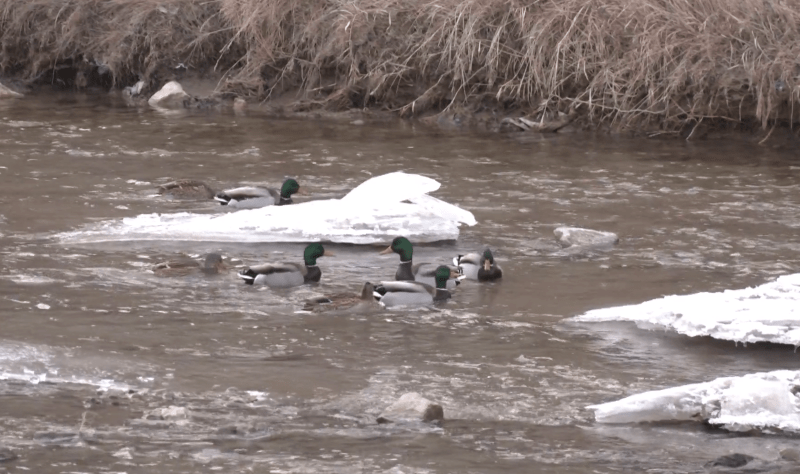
[2,0,800,132]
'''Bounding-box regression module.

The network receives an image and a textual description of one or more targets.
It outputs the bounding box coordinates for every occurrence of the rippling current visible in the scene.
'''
[1,91,800,473]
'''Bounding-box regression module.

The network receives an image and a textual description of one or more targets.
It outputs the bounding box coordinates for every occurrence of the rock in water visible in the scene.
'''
[148,81,189,108]
[705,453,753,469]
[376,392,444,424]
[780,449,800,463]
[554,226,619,248]
[0,447,17,462]
[0,82,23,98]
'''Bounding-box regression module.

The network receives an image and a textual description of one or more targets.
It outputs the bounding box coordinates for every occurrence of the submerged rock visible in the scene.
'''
[706,454,754,469]
[554,226,619,249]
[0,447,18,462]
[376,392,444,424]
[145,405,191,421]
[0,82,23,98]
[780,449,800,463]
[148,81,189,108]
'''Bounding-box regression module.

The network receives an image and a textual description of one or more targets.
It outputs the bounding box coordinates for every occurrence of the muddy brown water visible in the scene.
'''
[1,91,800,473]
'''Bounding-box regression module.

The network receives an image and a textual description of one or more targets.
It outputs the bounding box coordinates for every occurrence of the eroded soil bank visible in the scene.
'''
[3,0,800,140]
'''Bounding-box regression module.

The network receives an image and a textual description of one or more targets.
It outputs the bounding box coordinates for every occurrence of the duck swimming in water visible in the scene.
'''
[238,243,333,288]
[156,179,216,199]
[302,282,379,312]
[152,253,227,276]
[214,178,300,209]
[373,265,459,308]
[453,249,503,281]
[380,236,460,289]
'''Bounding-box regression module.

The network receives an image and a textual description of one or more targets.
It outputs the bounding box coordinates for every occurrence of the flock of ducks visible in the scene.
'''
[152,178,502,310]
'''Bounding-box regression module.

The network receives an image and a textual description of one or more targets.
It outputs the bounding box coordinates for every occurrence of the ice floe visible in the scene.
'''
[57,172,477,245]
[572,273,800,346]
[587,370,800,434]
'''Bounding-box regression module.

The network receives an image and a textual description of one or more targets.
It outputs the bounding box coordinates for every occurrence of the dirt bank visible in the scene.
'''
[2,0,800,138]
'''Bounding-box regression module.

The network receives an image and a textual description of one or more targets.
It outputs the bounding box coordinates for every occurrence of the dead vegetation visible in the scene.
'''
[2,0,800,134]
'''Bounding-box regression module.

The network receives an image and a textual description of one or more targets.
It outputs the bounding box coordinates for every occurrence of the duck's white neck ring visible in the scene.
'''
[399,259,412,264]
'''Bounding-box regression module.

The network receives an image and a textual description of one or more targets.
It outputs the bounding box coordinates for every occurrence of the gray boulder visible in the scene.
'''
[148,81,189,108]
[554,226,619,249]
[376,392,444,424]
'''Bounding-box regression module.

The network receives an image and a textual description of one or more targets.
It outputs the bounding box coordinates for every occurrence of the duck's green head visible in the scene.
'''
[281,178,300,198]
[304,243,334,266]
[433,265,457,289]
[380,236,413,262]
[482,249,494,264]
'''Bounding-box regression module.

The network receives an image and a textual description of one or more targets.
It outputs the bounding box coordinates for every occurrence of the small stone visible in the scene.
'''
[422,404,444,423]
[123,80,145,97]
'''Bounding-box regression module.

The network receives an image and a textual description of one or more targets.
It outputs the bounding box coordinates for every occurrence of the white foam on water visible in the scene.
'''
[587,370,800,433]
[57,172,476,245]
[572,273,800,345]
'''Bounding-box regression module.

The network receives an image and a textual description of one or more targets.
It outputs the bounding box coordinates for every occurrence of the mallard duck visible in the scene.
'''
[302,282,379,312]
[238,243,334,288]
[152,253,227,276]
[156,179,216,199]
[214,178,300,209]
[380,236,459,289]
[373,265,459,308]
[453,249,503,281]
[63,172,477,245]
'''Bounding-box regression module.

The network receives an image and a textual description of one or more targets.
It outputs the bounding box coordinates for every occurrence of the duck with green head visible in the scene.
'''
[373,265,459,308]
[453,248,503,281]
[238,243,333,288]
[379,236,460,289]
[215,178,301,209]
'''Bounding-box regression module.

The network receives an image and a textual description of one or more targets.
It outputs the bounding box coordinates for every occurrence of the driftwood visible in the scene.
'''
[503,108,578,132]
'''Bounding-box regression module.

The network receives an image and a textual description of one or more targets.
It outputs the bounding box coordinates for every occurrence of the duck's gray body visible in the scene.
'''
[374,281,450,308]
[242,263,318,288]
[214,186,285,209]
[156,179,216,199]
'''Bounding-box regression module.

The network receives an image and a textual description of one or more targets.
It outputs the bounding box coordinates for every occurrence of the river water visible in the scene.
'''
[1,91,799,473]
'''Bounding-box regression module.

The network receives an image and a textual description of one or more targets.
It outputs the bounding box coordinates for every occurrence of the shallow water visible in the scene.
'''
[1,91,800,473]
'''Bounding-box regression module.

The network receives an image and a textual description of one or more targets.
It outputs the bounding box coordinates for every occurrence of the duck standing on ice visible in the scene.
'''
[215,178,301,209]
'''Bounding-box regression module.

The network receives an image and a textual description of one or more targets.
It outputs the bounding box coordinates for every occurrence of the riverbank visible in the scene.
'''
[2,0,800,139]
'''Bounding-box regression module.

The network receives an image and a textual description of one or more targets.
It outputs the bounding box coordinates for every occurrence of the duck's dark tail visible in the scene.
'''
[372,284,387,301]
[214,192,231,205]
[238,269,256,285]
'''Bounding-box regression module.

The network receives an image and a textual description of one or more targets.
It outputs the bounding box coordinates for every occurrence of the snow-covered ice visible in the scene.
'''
[572,273,800,346]
[57,172,477,245]
[587,370,800,434]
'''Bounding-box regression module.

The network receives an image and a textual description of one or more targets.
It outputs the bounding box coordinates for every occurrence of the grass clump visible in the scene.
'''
[2,0,799,133]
